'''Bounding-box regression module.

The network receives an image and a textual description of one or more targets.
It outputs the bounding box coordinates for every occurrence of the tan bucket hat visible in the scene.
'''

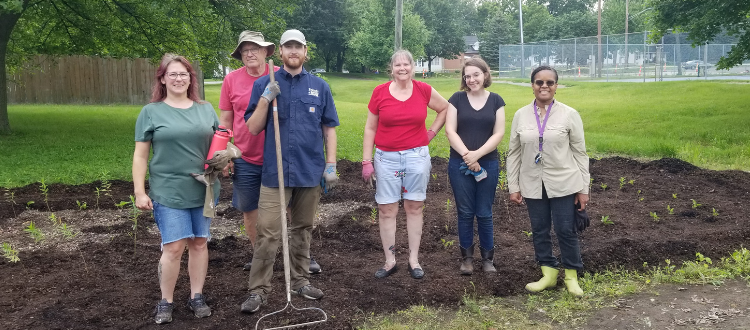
[231,31,275,60]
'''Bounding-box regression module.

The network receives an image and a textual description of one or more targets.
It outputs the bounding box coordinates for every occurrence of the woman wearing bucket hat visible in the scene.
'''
[220,31,279,271]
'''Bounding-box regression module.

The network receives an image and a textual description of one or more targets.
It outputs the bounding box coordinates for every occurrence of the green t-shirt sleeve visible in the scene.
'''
[135,105,154,142]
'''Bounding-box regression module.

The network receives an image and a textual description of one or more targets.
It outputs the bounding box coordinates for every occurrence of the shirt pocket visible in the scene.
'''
[517,125,538,146]
[299,95,323,131]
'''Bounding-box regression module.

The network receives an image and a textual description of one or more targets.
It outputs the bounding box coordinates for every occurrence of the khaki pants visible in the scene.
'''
[248,185,321,296]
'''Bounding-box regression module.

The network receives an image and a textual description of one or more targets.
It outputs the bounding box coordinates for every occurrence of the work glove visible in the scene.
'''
[191,143,242,186]
[426,129,436,142]
[362,160,375,183]
[321,162,338,193]
[261,81,280,103]
[459,162,487,182]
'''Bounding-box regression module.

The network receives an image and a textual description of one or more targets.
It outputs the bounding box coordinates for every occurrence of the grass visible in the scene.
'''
[359,248,750,329]
[1,75,749,187]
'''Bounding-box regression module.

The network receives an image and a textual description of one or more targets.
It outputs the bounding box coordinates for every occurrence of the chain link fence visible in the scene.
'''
[498,32,750,80]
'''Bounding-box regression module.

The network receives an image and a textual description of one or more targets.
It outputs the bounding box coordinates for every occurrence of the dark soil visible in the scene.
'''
[1,156,750,329]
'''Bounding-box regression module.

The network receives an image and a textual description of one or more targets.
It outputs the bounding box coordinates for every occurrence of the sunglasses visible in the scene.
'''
[534,80,556,87]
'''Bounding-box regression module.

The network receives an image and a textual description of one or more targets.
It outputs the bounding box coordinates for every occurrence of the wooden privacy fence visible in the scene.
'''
[7,55,203,104]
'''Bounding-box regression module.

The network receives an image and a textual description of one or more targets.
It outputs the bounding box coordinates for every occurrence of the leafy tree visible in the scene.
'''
[602,0,648,35]
[522,3,554,42]
[348,0,428,72]
[648,0,750,69]
[533,0,596,16]
[479,9,517,70]
[286,0,352,72]
[411,0,468,72]
[0,0,291,134]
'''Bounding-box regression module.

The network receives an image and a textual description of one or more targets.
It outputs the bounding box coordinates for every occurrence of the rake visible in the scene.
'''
[255,59,327,330]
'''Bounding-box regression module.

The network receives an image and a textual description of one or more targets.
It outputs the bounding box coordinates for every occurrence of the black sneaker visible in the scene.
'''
[240,293,265,314]
[309,257,322,274]
[187,293,211,318]
[154,299,174,324]
[292,284,324,300]
[243,258,253,271]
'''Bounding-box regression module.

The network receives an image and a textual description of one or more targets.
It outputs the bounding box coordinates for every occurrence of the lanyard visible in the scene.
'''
[533,100,554,152]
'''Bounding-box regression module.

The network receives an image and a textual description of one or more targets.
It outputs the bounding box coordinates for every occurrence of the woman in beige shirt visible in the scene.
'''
[506,66,589,297]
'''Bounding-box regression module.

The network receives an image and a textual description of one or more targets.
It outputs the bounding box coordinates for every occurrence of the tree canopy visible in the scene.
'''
[0,0,292,134]
[647,0,750,69]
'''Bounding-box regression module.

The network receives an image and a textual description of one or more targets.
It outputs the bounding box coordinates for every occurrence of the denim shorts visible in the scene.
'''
[231,158,262,212]
[374,146,432,204]
[153,200,212,248]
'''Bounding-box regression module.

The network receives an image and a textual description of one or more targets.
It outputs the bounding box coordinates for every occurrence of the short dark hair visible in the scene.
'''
[460,58,492,91]
[530,65,558,83]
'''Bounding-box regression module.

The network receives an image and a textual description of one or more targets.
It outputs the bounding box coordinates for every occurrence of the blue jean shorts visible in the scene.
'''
[153,200,212,248]
[231,158,262,212]
[373,146,432,204]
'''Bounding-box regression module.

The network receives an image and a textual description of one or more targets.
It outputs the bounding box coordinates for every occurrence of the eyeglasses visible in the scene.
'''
[166,72,190,80]
[463,72,484,81]
[241,47,262,55]
[534,80,556,87]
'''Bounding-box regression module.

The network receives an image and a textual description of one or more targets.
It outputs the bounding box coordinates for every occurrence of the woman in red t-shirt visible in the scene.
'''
[362,49,453,279]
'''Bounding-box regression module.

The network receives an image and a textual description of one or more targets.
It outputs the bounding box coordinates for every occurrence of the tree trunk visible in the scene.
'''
[335,51,344,72]
[427,56,433,73]
[0,9,25,135]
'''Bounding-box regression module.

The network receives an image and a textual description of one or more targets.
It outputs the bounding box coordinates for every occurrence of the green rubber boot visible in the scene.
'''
[525,266,559,293]
[564,269,583,297]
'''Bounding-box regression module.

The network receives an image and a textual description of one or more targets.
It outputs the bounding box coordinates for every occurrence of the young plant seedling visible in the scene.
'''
[128,195,141,254]
[522,230,533,238]
[350,216,357,222]
[649,211,660,222]
[600,183,608,191]
[445,199,452,213]
[58,223,78,239]
[628,179,635,185]
[48,213,61,227]
[4,183,17,218]
[691,199,701,209]
[94,187,103,211]
[39,178,50,212]
[115,200,130,210]
[26,200,34,210]
[672,193,678,199]
[667,205,675,215]
[440,238,455,249]
[619,177,626,190]
[601,215,614,225]
[637,189,644,202]
[369,207,378,224]
[712,208,719,217]
[24,221,45,243]
[431,173,437,180]
[2,243,20,263]
[76,200,87,210]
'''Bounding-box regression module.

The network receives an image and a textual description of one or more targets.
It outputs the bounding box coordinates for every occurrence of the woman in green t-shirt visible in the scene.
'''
[133,54,219,324]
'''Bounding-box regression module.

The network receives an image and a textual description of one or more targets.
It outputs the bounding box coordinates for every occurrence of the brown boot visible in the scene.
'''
[459,244,474,275]
[479,247,497,272]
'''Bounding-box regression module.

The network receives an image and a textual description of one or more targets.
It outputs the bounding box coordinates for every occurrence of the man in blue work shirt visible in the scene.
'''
[240,29,339,314]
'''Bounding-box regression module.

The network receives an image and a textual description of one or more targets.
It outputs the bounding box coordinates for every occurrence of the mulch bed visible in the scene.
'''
[1,157,749,329]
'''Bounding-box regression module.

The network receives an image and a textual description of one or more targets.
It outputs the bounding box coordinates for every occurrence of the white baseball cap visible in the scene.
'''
[280,29,306,46]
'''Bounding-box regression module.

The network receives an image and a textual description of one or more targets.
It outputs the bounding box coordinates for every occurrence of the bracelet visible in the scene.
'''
[362,159,372,163]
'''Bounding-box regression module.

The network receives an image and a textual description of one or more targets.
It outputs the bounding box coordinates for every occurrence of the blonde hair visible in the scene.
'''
[388,49,416,79]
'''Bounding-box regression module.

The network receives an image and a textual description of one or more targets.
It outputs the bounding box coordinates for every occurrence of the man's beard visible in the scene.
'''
[283,56,304,70]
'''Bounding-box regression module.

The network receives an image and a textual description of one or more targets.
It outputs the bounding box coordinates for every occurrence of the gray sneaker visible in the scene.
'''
[187,293,212,318]
[154,299,174,324]
[243,259,253,271]
[240,293,265,314]
[292,284,324,300]
[309,257,322,274]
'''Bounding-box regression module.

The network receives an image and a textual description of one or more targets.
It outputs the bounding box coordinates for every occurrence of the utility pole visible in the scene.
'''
[597,0,602,77]
[395,0,403,51]
[624,0,628,68]
[519,0,524,79]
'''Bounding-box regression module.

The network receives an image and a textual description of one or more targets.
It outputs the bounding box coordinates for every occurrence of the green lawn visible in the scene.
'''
[1,75,749,187]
